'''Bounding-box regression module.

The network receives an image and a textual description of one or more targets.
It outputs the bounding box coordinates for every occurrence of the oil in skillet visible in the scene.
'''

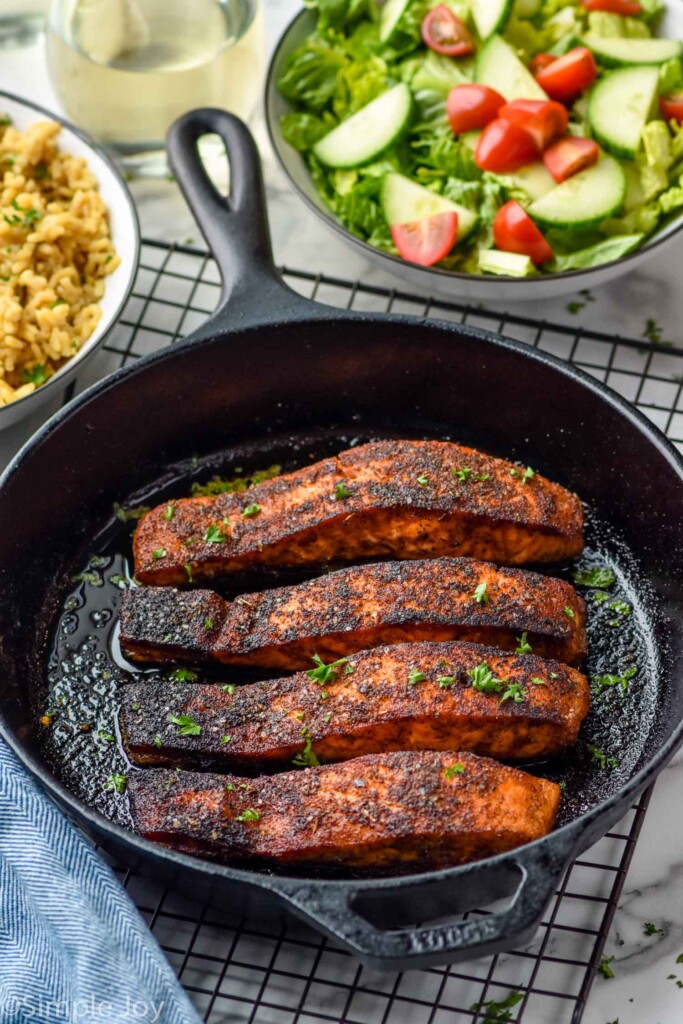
[37,436,658,839]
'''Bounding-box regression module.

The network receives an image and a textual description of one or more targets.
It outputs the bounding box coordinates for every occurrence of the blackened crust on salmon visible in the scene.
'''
[118,557,587,669]
[120,640,590,768]
[127,750,560,871]
[134,440,584,585]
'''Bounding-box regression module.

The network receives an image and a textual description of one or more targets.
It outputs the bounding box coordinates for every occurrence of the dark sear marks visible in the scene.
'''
[133,439,584,586]
[127,750,561,872]
[119,557,587,670]
[120,641,590,769]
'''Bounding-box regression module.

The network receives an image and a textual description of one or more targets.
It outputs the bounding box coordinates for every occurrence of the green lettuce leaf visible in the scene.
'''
[277,36,349,111]
[280,111,333,150]
[332,56,389,118]
[550,234,644,271]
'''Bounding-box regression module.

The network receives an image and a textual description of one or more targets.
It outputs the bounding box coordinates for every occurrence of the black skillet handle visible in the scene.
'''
[166,109,326,330]
[268,839,573,969]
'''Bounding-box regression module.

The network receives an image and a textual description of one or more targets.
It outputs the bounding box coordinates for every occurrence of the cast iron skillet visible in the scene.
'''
[1,110,683,971]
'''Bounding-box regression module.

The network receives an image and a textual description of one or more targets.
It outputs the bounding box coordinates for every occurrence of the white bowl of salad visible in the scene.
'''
[265,0,683,300]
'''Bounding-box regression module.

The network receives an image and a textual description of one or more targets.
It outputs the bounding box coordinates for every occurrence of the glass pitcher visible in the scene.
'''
[46,0,264,165]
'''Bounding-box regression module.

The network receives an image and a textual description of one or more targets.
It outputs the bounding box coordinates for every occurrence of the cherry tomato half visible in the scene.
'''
[499,99,569,151]
[391,211,459,267]
[493,200,554,266]
[446,84,506,134]
[582,0,642,14]
[421,5,475,57]
[475,118,539,172]
[535,47,597,102]
[530,52,556,75]
[660,93,683,122]
[543,136,599,183]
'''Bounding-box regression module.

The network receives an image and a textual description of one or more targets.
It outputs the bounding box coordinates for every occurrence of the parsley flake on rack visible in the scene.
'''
[499,681,527,705]
[334,481,351,500]
[242,503,261,518]
[444,762,465,779]
[643,921,664,936]
[152,548,166,560]
[437,675,456,688]
[417,474,429,486]
[408,668,427,686]
[167,713,201,737]
[221,683,237,695]
[292,730,320,768]
[597,954,615,979]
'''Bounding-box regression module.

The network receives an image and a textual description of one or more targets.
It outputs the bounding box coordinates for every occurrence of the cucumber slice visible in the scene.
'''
[379,0,412,43]
[587,66,659,159]
[382,173,478,241]
[582,32,682,67]
[528,154,626,228]
[508,161,556,201]
[478,250,536,276]
[313,85,412,169]
[471,0,514,40]
[475,34,549,100]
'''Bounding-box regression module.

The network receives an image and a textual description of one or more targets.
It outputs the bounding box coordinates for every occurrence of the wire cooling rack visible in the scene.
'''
[70,238,683,1024]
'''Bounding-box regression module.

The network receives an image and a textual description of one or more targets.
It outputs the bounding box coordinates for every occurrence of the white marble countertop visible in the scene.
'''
[2,6,683,1023]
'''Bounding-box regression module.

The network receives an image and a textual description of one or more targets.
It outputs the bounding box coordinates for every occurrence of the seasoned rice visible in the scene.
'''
[0,117,119,406]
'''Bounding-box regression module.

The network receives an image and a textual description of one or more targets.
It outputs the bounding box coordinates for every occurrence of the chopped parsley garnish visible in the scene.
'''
[220,735,232,745]
[607,600,631,626]
[470,990,523,1023]
[106,772,127,794]
[408,668,427,686]
[468,663,505,694]
[588,744,618,769]
[510,466,535,484]
[0,114,11,126]
[113,502,151,522]
[643,921,664,936]
[131,703,140,712]
[204,523,226,544]
[21,363,46,385]
[473,581,489,604]
[500,681,527,705]
[452,467,490,483]
[34,162,48,179]
[334,481,351,500]
[416,474,429,486]
[152,548,166,560]
[236,807,260,822]
[444,762,465,779]
[109,574,129,587]
[203,618,214,630]
[225,783,235,791]
[515,632,532,654]
[221,683,237,695]
[153,735,162,748]
[597,954,615,979]
[190,464,280,497]
[241,503,261,518]
[591,590,611,605]
[292,730,320,768]
[98,729,115,742]
[172,668,198,682]
[531,677,546,686]
[73,571,102,587]
[563,606,575,620]
[307,653,352,685]
[591,666,638,698]
[167,713,201,737]
[437,675,456,688]
[184,563,193,583]
[572,566,616,588]
[163,504,175,521]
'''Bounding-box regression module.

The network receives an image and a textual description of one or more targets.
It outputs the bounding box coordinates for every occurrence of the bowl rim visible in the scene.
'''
[0,87,141,420]
[265,7,683,288]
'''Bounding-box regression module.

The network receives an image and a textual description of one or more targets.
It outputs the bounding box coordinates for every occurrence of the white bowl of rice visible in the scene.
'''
[0,91,139,429]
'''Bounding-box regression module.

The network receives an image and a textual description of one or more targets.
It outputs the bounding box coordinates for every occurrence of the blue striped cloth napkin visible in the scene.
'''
[0,739,202,1024]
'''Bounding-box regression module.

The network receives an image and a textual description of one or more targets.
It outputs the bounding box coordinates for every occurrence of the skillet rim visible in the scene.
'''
[1,307,683,892]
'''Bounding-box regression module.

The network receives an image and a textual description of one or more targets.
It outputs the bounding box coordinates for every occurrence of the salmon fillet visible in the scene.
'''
[120,641,590,768]
[133,440,584,586]
[127,750,561,870]
[119,558,587,669]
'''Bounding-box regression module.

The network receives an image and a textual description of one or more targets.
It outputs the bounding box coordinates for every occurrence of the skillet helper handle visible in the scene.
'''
[166,109,313,325]
[270,842,571,969]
